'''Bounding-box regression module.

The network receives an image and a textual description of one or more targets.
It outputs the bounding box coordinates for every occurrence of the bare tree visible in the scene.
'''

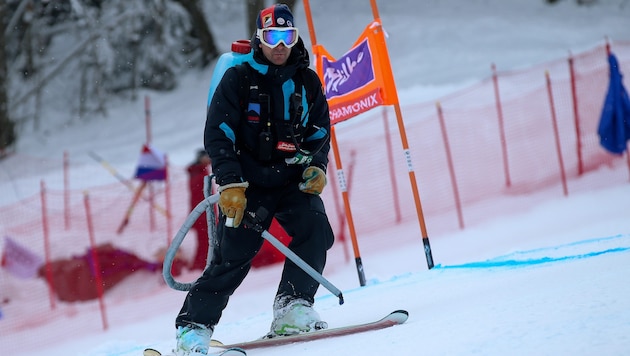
[0,2,16,155]
[247,0,265,37]
[174,0,218,67]
[1,1,302,146]
[283,0,298,14]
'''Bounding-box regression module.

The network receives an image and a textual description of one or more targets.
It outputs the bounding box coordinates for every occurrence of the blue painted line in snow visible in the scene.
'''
[315,235,630,303]
[435,246,630,269]
[434,234,630,270]
[491,234,626,260]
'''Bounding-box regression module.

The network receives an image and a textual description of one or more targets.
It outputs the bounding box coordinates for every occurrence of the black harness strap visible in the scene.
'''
[235,63,251,116]
[233,63,320,160]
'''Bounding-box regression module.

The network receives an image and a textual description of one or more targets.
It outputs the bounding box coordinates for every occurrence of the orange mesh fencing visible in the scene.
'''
[0,41,629,346]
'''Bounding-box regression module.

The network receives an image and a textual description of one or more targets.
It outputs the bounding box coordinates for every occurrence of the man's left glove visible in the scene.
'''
[299,166,326,195]
[285,151,312,165]
[218,182,249,227]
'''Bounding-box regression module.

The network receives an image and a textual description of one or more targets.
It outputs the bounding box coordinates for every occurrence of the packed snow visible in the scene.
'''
[2,0,630,355]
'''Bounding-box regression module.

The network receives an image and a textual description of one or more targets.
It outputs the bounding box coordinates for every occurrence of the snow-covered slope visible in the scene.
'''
[2,1,630,355]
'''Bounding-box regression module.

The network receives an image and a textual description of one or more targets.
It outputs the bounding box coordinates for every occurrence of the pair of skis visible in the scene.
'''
[143,309,408,356]
[150,189,409,355]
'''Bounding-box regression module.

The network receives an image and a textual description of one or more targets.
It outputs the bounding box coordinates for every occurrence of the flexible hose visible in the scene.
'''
[162,193,220,291]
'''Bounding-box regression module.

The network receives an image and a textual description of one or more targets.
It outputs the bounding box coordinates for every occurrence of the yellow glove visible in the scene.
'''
[218,182,249,227]
[299,166,326,195]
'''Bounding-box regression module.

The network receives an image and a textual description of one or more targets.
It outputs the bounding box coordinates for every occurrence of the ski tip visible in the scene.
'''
[143,348,161,356]
[389,309,409,323]
[210,339,225,347]
[223,347,247,355]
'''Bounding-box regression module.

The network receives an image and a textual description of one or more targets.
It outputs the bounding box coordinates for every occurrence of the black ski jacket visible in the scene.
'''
[205,38,331,188]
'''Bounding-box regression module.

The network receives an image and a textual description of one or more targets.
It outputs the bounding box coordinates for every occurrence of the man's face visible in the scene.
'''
[260,42,291,66]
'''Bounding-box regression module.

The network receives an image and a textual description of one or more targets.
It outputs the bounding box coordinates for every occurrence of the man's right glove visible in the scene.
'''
[218,182,249,227]
[299,166,326,195]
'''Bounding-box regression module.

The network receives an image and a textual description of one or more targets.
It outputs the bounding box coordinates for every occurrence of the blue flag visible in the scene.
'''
[598,52,630,154]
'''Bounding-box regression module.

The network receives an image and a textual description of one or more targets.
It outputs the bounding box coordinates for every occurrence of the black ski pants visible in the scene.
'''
[176,182,335,329]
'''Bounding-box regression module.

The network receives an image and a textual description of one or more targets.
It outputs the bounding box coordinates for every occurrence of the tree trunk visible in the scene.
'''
[174,0,218,67]
[284,0,298,15]
[246,0,265,37]
[0,2,17,154]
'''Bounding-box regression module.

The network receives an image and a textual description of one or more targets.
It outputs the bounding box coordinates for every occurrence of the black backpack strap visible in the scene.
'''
[234,63,251,114]
[289,70,312,123]
[235,63,270,126]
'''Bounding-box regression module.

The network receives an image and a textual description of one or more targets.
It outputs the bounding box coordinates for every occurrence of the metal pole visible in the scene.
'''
[260,229,344,305]
[162,194,345,305]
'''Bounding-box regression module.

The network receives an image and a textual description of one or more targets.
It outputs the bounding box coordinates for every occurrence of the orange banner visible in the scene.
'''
[313,20,399,125]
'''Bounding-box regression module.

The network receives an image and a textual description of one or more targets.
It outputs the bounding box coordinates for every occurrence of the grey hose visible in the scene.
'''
[162,193,219,291]
[162,191,344,304]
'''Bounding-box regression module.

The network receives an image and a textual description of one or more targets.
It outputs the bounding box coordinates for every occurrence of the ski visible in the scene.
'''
[210,309,408,351]
[143,347,246,356]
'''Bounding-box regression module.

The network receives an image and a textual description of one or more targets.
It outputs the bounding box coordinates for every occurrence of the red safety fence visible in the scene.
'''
[1,40,629,349]
[328,41,630,235]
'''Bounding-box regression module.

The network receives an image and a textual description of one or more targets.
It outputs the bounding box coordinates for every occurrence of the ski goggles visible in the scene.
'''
[257,27,299,49]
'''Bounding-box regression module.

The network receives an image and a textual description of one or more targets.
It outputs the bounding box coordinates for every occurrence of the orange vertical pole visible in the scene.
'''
[144,96,156,231]
[304,0,366,285]
[545,71,569,197]
[492,63,512,187]
[117,180,147,234]
[436,102,465,229]
[330,126,366,286]
[302,0,318,46]
[327,159,351,263]
[370,0,381,19]
[392,102,434,269]
[567,54,584,176]
[370,0,434,269]
[148,182,156,232]
[83,192,109,331]
[40,180,56,310]
[145,95,152,144]
[63,151,70,230]
[382,107,402,223]
[164,155,173,246]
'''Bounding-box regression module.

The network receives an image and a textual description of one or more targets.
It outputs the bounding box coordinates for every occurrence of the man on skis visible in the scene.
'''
[174,4,334,355]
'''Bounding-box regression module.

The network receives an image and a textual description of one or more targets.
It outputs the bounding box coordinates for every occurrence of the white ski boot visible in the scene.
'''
[268,295,328,337]
[175,323,213,355]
